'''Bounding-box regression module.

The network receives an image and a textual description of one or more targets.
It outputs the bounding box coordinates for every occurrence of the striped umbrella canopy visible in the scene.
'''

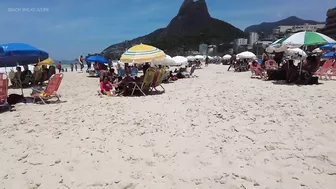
[270,38,284,46]
[120,44,165,63]
[280,31,336,47]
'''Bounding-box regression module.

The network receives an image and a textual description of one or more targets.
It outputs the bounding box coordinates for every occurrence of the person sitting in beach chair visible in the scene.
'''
[21,65,33,86]
[131,64,138,78]
[98,76,116,96]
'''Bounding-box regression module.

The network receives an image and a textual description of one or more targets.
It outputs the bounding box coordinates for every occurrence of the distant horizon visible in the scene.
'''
[0,0,334,59]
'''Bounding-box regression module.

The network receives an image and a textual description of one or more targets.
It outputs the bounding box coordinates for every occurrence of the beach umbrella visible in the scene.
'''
[186,56,195,60]
[280,31,336,48]
[172,56,188,66]
[120,44,165,63]
[153,55,175,66]
[0,43,48,67]
[285,48,307,59]
[322,51,336,59]
[320,43,336,50]
[223,54,231,60]
[85,55,108,64]
[194,55,205,60]
[35,58,54,66]
[266,45,288,53]
[237,51,256,59]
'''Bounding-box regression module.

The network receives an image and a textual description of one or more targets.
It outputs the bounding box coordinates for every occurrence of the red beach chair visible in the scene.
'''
[314,59,333,80]
[0,73,10,110]
[265,59,278,70]
[327,60,336,79]
[250,62,265,79]
[31,73,63,104]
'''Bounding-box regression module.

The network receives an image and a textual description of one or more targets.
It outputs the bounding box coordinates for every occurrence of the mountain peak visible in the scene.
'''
[102,0,244,57]
[177,0,210,18]
[244,16,324,35]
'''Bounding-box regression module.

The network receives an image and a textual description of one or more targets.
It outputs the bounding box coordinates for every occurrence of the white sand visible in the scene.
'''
[1,65,336,189]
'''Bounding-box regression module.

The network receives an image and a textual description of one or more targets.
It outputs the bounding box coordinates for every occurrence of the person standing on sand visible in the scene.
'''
[70,63,74,72]
[205,56,209,67]
[227,53,236,71]
[75,63,78,72]
[57,61,62,73]
[78,55,84,72]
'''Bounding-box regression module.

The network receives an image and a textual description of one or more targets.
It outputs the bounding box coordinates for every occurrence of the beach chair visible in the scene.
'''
[314,59,333,80]
[250,63,266,79]
[31,73,63,104]
[327,60,336,79]
[185,65,196,78]
[0,76,10,110]
[131,68,156,96]
[265,59,278,70]
[150,67,166,91]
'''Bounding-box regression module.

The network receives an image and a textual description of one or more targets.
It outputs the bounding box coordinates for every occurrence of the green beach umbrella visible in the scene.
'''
[280,31,336,47]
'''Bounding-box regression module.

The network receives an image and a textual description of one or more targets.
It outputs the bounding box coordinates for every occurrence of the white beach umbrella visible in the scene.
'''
[281,31,336,48]
[266,45,288,53]
[153,55,175,66]
[194,55,205,60]
[172,56,188,66]
[285,48,307,58]
[223,54,232,60]
[186,56,195,60]
[237,51,256,59]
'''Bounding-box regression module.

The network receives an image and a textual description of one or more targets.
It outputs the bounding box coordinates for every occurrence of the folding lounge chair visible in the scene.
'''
[150,67,166,92]
[0,75,10,110]
[265,60,278,70]
[131,68,156,96]
[31,73,63,104]
[314,59,333,80]
[250,63,265,79]
[327,60,336,79]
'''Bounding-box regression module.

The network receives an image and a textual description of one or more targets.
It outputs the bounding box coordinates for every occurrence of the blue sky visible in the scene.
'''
[0,0,334,59]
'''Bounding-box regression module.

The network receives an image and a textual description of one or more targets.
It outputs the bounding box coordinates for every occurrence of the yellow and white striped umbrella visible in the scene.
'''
[35,58,54,66]
[120,44,166,63]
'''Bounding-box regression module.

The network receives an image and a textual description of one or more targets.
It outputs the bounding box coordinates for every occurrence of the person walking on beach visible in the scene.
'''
[78,55,84,72]
[57,61,62,73]
[227,53,236,71]
[205,56,209,67]
[70,63,74,72]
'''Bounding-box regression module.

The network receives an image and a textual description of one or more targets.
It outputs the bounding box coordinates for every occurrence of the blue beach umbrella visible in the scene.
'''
[320,43,336,50]
[0,43,49,67]
[85,55,108,64]
[322,51,335,59]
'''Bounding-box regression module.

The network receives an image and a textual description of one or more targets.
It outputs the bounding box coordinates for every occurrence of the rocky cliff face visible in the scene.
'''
[163,0,211,36]
[103,0,244,57]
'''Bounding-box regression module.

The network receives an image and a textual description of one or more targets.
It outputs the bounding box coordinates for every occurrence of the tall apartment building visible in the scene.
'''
[233,38,248,52]
[249,32,259,46]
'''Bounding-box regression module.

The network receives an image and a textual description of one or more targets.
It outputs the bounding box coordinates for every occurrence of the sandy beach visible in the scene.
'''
[1,64,336,189]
